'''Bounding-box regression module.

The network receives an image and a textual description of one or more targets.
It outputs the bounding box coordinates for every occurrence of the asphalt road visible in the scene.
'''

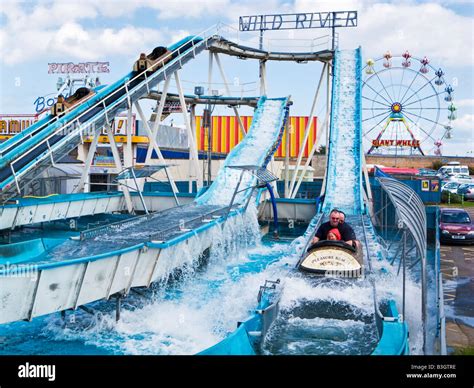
[440,207,474,352]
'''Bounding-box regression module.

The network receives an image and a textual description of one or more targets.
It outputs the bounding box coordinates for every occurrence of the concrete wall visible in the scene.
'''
[365,155,474,169]
[312,154,474,172]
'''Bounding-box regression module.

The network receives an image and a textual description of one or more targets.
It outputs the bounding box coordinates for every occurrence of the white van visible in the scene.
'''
[438,162,469,176]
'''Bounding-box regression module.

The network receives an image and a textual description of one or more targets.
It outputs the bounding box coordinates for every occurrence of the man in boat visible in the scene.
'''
[311,209,357,247]
[337,210,361,249]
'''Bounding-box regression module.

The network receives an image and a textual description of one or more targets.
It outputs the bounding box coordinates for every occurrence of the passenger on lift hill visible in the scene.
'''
[312,209,357,247]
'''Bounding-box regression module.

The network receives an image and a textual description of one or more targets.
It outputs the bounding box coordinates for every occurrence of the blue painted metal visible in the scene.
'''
[265,182,279,237]
[201,49,410,356]
[198,279,279,355]
[0,238,64,264]
[372,301,409,355]
[198,319,258,355]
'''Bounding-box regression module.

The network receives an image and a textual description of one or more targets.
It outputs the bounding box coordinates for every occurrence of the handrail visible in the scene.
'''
[8,41,207,165]
[360,214,385,321]
[2,25,219,159]
[79,203,238,242]
[4,25,222,190]
[148,204,235,242]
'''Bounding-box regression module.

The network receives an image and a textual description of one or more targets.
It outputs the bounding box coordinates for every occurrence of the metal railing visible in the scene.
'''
[2,24,224,199]
[376,176,428,353]
[80,212,154,240]
[266,34,332,53]
[79,203,239,243]
[148,204,236,242]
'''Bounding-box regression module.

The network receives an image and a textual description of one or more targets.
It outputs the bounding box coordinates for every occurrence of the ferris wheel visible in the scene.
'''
[362,51,456,156]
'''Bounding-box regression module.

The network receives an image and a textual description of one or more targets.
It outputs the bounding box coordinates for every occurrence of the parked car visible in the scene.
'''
[441,182,461,194]
[418,168,438,176]
[456,184,474,200]
[455,174,473,184]
[437,162,470,177]
[439,208,474,244]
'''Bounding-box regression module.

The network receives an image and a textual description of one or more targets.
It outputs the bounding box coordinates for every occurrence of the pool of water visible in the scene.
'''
[0,232,293,355]
[261,276,380,355]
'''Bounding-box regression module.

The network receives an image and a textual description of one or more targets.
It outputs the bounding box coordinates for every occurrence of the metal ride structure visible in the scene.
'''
[0,21,332,327]
[362,51,456,156]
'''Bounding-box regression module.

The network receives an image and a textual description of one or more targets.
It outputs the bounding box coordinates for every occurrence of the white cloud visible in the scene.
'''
[439,113,474,155]
[452,113,474,131]
[338,3,474,68]
[456,99,474,108]
[1,21,166,64]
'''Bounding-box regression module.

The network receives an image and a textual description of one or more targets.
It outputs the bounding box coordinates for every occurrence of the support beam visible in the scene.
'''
[106,125,134,214]
[319,63,332,198]
[145,76,172,164]
[190,104,198,193]
[259,60,267,96]
[284,120,290,198]
[289,63,327,198]
[175,71,203,191]
[75,130,101,193]
[269,156,279,198]
[207,51,213,94]
[124,106,133,168]
[214,53,246,137]
[134,101,180,195]
[361,149,374,217]
[292,109,330,199]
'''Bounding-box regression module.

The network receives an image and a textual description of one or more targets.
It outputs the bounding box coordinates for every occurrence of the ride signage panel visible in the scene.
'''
[371,139,420,147]
[0,115,37,134]
[48,62,110,74]
[239,11,358,31]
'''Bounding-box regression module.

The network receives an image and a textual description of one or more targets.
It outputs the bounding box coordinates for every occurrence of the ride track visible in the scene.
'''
[201,48,411,356]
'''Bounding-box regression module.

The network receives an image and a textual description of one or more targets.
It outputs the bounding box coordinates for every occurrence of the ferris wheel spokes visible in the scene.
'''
[401,75,438,106]
[362,110,393,122]
[402,112,437,142]
[362,95,391,107]
[372,69,396,103]
[363,112,392,137]
[402,91,444,108]
[362,81,393,106]
[403,109,443,128]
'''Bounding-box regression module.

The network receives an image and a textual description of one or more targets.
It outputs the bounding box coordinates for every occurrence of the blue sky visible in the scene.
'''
[0,0,472,156]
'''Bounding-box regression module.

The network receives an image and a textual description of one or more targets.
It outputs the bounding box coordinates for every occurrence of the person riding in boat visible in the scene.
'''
[311,209,357,247]
[337,210,360,249]
[327,228,341,241]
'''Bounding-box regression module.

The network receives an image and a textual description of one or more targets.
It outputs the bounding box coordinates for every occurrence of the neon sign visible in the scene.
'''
[48,62,110,74]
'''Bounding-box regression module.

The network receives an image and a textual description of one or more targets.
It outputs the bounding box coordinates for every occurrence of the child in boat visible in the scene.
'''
[327,228,341,241]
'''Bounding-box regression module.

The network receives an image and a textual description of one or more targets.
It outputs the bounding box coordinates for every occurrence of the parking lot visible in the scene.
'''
[440,207,474,352]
